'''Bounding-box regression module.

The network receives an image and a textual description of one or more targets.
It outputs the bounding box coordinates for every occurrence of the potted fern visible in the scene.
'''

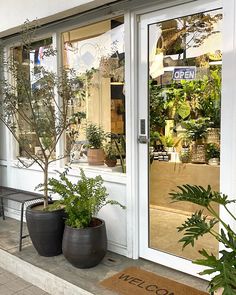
[47,168,125,268]
[170,185,236,295]
[86,123,106,165]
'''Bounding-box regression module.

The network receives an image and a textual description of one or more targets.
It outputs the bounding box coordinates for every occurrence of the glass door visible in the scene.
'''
[138,0,222,276]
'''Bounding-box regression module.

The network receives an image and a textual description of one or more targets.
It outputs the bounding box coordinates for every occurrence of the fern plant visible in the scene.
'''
[170,185,236,294]
[47,168,125,228]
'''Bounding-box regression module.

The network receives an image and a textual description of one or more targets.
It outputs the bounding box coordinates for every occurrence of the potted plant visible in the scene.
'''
[170,185,236,295]
[47,167,125,268]
[0,20,82,256]
[206,143,220,165]
[86,123,106,165]
[104,143,117,167]
[183,118,210,163]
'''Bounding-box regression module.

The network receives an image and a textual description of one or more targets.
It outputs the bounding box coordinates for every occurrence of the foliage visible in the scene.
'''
[104,143,117,161]
[47,168,125,228]
[183,118,210,142]
[170,185,236,294]
[85,123,106,149]
[206,143,220,160]
[159,12,222,54]
[159,134,182,148]
[107,133,126,173]
[0,20,82,207]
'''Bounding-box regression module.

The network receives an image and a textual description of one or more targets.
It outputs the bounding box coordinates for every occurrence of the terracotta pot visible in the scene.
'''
[87,148,104,165]
[62,218,107,268]
[105,158,117,167]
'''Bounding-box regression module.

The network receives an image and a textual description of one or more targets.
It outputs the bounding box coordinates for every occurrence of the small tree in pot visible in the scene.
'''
[0,20,83,256]
[86,123,106,165]
[47,167,125,268]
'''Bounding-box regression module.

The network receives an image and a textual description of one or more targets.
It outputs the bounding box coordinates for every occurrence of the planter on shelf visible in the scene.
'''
[191,141,206,164]
[87,148,105,165]
[207,128,220,145]
[85,123,106,166]
[104,142,117,167]
[208,157,220,166]
[63,218,107,268]
[47,168,125,268]
[26,201,65,257]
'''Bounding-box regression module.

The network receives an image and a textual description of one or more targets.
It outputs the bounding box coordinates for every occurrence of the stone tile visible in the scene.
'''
[5,277,31,292]
[0,272,18,284]
[0,284,15,295]
[15,285,47,295]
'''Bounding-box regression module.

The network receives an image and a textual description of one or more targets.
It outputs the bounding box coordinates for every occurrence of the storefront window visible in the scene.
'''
[62,17,125,167]
[12,38,54,158]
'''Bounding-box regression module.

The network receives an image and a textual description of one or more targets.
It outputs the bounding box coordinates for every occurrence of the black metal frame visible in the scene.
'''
[0,186,44,251]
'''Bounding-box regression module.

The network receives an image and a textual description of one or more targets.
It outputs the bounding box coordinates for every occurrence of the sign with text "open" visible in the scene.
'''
[172,67,196,80]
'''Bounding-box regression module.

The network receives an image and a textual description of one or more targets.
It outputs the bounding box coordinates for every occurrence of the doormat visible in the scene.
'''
[100,267,209,295]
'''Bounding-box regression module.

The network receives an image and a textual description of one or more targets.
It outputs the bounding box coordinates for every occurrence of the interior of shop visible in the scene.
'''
[148,9,222,260]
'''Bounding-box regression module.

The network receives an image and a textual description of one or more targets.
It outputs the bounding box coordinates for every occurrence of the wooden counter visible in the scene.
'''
[150,161,220,214]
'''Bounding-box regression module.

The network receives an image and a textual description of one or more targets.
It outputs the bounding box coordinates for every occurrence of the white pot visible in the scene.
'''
[208,158,220,166]
[214,288,223,295]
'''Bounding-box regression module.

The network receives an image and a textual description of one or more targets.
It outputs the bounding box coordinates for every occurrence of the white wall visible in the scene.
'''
[0,0,117,37]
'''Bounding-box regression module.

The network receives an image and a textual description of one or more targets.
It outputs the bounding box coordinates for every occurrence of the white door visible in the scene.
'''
[138,0,222,277]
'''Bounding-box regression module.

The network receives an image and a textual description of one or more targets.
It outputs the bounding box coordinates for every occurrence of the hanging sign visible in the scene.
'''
[172,66,196,80]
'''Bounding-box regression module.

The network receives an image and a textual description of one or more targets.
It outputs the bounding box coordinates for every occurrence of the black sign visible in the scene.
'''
[172,67,196,80]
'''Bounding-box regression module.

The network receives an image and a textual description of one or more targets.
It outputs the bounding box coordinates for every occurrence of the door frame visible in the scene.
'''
[137,0,222,278]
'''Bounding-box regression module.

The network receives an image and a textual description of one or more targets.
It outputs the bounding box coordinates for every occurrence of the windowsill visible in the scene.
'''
[3,159,126,184]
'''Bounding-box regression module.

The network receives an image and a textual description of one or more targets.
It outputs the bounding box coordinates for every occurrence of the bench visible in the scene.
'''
[0,186,44,251]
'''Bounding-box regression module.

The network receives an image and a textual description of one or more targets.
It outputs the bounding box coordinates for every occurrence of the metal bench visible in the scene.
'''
[0,186,44,251]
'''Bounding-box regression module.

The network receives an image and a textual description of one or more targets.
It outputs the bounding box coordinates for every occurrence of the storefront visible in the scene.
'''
[1,0,236,280]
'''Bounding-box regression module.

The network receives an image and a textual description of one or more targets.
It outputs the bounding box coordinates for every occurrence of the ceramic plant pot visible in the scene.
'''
[62,218,107,268]
[26,201,65,257]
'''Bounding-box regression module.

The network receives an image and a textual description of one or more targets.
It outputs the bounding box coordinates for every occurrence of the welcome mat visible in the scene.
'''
[100,267,209,295]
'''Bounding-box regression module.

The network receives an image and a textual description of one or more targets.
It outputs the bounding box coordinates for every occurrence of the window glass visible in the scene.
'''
[148,9,222,260]
[12,38,54,158]
[62,17,125,168]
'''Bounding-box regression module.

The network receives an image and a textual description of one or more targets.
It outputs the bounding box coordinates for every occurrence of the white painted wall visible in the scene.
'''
[0,0,117,37]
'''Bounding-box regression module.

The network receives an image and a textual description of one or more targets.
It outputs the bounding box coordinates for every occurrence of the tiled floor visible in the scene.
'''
[0,267,49,295]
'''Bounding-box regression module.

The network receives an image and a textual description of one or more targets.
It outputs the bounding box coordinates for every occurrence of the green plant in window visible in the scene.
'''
[206,143,220,161]
[183,118,210,142]
[85,123,106,149]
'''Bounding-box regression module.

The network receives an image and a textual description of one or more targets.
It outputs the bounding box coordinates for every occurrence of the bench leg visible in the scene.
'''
[19,203,24,251]
[0,197,5,220]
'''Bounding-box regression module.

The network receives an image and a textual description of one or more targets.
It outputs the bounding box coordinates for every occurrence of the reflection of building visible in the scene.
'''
[0,0,235,288]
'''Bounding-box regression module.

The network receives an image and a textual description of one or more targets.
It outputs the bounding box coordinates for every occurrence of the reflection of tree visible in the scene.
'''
[157,12,222,55]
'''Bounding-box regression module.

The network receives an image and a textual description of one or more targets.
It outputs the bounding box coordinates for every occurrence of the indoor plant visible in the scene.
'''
[170,185,236,295]
[104,143,117,167]
[47,167,125,268]
[183,118,210,163]
[206,143,220,165]
[0,20,82,256]
[86,123,106,165]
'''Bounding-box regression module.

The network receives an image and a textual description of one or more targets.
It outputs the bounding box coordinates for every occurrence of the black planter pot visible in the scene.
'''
[26,202,65,257]
[62,218,107,268]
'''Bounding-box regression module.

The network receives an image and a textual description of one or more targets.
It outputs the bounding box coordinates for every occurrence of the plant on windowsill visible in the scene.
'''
[47,167,125,268]
[170,185,236,295]
[0,20,83,257]
[85,123,106,165]
[104,143,117,167]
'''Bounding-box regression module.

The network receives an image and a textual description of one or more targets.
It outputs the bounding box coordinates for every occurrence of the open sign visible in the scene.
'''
[172,67,196,80]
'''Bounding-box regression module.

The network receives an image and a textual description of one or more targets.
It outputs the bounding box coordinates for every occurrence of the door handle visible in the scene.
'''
[138,135,149,144]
